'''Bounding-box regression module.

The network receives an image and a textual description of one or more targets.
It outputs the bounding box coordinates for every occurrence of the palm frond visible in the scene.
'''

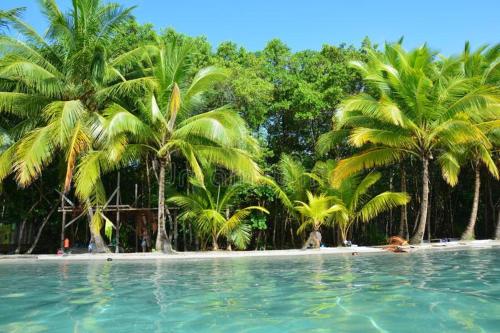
[358,192,410,222]
[333,148,404,187]
[185,66,228,101]
[349,172,381,211]
[13,125,57,187]
[437,151,461,186]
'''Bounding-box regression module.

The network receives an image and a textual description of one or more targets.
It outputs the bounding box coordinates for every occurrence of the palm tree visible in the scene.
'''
[278,154,311,203]
[0,0,134,251]
[74,38,261,252]
[445,43,500,240]
[318,43,499,244]
[455,141,498,240]
[295,191,340,235]
[256,154,313,247]
[169,178,268,250]
[311,160,410,243]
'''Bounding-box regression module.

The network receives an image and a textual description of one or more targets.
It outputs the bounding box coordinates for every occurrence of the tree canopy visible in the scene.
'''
[0,0,498,254]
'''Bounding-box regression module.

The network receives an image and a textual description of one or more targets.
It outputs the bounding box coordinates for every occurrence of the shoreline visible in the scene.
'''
[0,240,498,262]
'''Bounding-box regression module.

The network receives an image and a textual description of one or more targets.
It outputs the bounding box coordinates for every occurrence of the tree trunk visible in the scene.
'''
[173,213,178,251]
[461,165,481,240]
[339,226,348,244]
[155,159,173,253]
[272,209,277,249]
[289,221,295,248]
[387,171,394,237]
[410,156,430,245]
[87,202,109,253]
[303,230,321,249]
[15,219,28,254]
[115,172,121,253]
[15,200,40,254]
[399,167,409,239]
[212,233,219,251]
[495,210,500,240]
[26,204,58,254]
[426,187,432,241]
[255,230,262,250]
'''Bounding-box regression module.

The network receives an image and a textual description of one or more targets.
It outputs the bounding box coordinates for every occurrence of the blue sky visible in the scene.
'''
[2,0,499,55]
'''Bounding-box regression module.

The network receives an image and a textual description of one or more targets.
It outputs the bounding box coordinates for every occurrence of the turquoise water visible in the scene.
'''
[1,249,499,333]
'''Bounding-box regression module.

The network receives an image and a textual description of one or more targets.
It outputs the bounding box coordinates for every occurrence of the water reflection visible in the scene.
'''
[0,249,499,332]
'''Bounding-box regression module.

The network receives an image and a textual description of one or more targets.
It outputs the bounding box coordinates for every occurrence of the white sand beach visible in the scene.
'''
[1,239,498,262]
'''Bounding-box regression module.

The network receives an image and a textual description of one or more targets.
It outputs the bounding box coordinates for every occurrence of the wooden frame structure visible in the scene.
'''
[58,173,177,253]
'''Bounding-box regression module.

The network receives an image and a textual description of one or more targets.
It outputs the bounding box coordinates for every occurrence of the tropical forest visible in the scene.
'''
[0,0,499,255]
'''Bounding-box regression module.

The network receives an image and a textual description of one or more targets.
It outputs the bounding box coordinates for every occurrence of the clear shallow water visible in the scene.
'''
[1,249,499,333]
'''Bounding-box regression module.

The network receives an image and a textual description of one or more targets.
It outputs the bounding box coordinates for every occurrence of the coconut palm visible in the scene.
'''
[74,38,261,252]
[452,140,499,241]
[272,154,315,216]
[255,154,313,246]
[318,43,499,244]
[443,43,500,240]
[311,160,410,243]
[0,0,134,251]
[169,177,268,250]
[278,154,311,203]
[295,192,340,235]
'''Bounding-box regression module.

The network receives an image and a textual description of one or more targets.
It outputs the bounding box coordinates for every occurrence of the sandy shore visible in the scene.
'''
[1,239,498,262]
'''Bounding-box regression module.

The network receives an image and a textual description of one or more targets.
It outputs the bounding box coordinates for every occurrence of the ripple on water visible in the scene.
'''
[0,249,499,332]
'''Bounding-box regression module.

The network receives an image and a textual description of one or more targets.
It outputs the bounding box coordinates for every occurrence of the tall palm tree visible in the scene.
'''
[318,43,499,244]
[74,38,261,252]
[445,43,500,240]
[169,177,268,250]
[0,0,134,251]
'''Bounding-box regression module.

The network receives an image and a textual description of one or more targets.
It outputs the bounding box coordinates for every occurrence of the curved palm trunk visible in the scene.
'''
[461,165,481,240]
[155,159,173,253]
[410,156,430,245]
[15,200,40,254]
[87,203,109,253]
[26,204,58,254]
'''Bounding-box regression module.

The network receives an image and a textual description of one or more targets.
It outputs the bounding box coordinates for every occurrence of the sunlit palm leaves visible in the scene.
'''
[0,7,25,33]
[76,37,261,251]
[318,42,499,243]
[169,177,268,250]
[0,0,133,253]
[0,0,133,191]
[295,192,342,234]
[309,161,410,242]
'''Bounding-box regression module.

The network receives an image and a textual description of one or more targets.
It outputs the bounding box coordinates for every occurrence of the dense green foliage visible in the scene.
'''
[0,1,498,254]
